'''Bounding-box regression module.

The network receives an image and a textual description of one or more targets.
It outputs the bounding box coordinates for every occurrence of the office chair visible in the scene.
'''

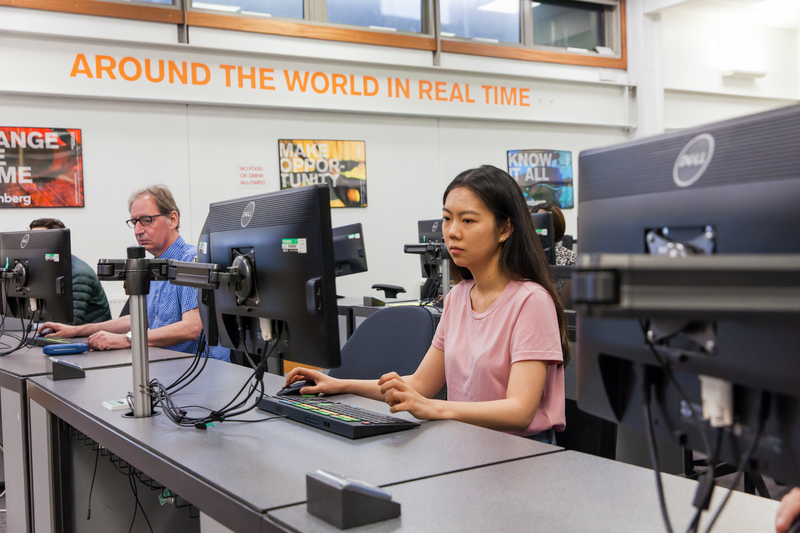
[329,306,436,380]
[120,298,130,318]
[561,234,576,251]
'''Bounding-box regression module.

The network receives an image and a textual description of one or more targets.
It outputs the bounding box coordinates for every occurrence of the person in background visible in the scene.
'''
[286,166,569,444]
[532,203,577,267]
[37,185,230,362]
[29,218,112,325]
[777,487,800,533]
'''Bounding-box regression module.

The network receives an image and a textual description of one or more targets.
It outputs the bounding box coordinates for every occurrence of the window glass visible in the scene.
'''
[190,0,304,18]
[532,0,605,50]
[440,0,520,44]
[326,0,423,33]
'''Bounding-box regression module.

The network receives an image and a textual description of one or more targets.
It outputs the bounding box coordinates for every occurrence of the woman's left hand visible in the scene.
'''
[378,372,441,420]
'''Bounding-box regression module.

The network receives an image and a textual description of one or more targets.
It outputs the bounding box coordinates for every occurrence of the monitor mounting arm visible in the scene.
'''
[404,243,452,299]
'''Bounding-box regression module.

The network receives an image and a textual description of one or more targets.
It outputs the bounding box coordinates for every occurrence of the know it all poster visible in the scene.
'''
[507,149,573,210]
[279,139,367,208]
[0,127,85,208]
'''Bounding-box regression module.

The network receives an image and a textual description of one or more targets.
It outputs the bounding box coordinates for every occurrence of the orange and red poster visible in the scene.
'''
[279,140,367,208]
[0,127,84,208]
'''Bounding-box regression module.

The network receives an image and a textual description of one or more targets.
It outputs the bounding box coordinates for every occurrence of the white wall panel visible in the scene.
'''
[662,12,798,101]
[0,94,192,302]
[664,90,796,130]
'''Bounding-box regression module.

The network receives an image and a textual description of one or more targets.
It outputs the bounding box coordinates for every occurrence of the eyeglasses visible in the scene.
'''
[126,214,167,228]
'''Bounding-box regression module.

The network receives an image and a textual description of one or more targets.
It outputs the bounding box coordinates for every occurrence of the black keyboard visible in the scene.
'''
[257,396,419,439]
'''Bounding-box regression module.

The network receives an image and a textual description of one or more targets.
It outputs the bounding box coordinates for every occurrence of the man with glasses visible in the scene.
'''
[38,185,230,362]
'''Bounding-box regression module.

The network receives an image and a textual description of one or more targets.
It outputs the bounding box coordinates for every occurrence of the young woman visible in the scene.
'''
[284,165,571,443]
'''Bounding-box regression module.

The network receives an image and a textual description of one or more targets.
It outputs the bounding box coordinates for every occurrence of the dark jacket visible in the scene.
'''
[71,255,111,325]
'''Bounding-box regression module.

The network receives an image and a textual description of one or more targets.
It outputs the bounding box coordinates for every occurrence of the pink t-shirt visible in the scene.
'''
[432,279,565,436]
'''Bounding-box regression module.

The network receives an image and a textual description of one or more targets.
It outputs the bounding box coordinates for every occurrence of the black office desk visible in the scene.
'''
[26,359,559,532]
[0,336,191,533]
[268,450,780,533]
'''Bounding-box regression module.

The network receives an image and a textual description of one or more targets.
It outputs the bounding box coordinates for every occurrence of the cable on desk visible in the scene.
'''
[151,325,286,429]
[0,306,43,356]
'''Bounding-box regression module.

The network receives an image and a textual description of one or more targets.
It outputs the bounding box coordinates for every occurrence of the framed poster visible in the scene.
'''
[507,149,573,210]
[279,139,367,208]
[0,127,84,208]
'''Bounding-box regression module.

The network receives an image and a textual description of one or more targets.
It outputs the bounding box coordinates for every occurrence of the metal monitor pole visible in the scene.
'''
[97,246,169,418]
[441,258,451,299]
[125,247,153,418]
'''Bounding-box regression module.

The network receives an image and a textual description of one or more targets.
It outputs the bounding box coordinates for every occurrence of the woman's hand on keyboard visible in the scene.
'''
[379,372,441,420]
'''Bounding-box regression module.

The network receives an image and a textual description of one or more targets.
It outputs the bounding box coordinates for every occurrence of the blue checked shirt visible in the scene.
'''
[146,235,230,362]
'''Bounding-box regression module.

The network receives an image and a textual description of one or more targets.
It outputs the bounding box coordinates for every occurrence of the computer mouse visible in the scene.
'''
[277,379,316,396]
[40,327,56,336]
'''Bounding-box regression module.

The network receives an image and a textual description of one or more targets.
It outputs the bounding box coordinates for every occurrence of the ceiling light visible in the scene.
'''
[477,0,519,15]
[532,2,541,7]
[192,2,241,13]
[751,0,800,12]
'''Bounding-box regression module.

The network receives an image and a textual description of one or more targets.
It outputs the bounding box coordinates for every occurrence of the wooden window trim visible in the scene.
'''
[2,0,626,70]
[186,11,437,52]
[441,0,627,70]
[0,0,185,24]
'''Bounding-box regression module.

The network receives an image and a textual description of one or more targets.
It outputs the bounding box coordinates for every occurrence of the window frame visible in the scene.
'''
[0,0,185,24]
[0,0,625,69]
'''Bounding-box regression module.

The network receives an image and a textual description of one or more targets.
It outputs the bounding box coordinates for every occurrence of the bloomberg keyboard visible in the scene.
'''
[257,395,419,439]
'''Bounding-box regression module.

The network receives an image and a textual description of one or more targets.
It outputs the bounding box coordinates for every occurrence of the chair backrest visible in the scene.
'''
[561,234,575,251]
[329,306,436,380]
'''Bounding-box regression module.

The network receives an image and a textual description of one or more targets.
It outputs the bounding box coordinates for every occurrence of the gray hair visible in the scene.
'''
[128,185,181,230]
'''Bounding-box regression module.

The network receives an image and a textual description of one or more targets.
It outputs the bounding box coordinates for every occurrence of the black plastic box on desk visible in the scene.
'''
[306,472,400,529]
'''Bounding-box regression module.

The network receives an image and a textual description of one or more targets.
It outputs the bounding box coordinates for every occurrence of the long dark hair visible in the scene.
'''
[443,165,571,366]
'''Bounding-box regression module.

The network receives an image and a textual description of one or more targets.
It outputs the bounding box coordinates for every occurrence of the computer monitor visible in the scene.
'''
[205,185,340,368]
[417,219,444,279]
[530,212,555,265]
[332,223,368,277]
[0,229,73,324]
[575,104,800,486]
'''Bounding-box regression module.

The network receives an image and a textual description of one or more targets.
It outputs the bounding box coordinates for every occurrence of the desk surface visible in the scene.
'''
[268,450,780,533]
[27,359,558,531]
[0,334,191,381]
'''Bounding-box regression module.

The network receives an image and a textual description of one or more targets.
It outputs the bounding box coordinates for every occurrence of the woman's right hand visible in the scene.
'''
[283,367,344,396]
[37,322,79,338]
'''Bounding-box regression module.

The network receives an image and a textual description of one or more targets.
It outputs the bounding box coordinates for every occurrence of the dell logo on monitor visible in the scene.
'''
[241,202,256,228]
[432,221,439,232]
[20,234,29,248]
[673,133,715,188]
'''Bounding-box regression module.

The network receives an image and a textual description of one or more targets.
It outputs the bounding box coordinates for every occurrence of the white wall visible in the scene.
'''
[0,90,628,303]
[186,105,441,300]
[660,12,799,130]
[664,90,797,130]
[437,119,630,247]
[0,94,191,302]
[662,12,798,100]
